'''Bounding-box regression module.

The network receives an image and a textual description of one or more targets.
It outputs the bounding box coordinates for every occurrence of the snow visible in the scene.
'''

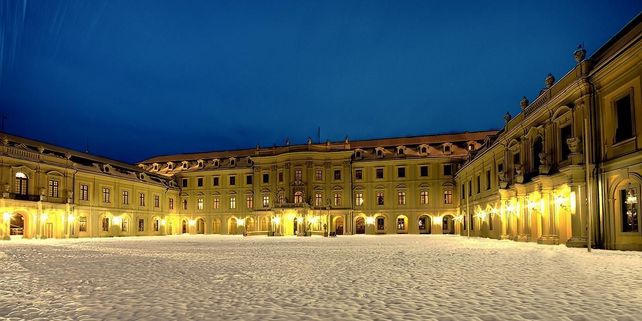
[1,235,642,321]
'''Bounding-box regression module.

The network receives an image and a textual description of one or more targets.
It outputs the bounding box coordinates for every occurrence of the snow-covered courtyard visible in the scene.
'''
[1,235,642,321]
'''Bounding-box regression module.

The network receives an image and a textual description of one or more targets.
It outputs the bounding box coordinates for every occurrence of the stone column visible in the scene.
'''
[566,184,588,247]
[538,190,559,244]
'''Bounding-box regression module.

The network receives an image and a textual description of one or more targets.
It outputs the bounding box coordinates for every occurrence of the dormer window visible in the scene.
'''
[197,159,204,168]
[102,164,111,173]
[468,144,475,151]
[167,162,175,170]
[213,159,220,168]
[247,158,253,165]
[229,158,236,167]
[138,173,145,180]
[376,148,384,158]
[443,145,451,154]
[181,161,189,170]
[354,150,363,160]
[152,163,159,171]
[419,145,428,155]
[397,146,405,155]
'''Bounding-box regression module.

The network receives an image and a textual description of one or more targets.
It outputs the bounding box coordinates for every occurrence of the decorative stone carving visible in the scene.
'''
[567,137,583,165]
[538,152,551,175]
[545,73,555,88]
[38,146,45,154]
[1,136,8,146]
[520,96,529,111]
[498,171,509,189]
[504,112,512,124]
[514,164,524,184]
[573,44,586,63]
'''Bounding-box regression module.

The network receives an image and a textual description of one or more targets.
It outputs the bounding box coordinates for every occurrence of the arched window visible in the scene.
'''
[15,172,28,195]
[294,191,303,204]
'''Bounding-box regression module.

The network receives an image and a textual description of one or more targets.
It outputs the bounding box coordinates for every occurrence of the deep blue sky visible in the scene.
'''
[1,1,640,163]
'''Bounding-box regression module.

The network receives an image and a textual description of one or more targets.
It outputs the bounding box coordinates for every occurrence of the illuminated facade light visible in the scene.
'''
[365,216,375,225]
[2,212,10,222]
[113,216,123,225]
[271,216,281,225]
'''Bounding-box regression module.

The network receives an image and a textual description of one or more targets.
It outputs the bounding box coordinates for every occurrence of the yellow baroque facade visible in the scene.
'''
[1,14,641,250]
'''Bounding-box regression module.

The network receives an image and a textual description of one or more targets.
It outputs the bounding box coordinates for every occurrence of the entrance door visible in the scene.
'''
[10,213,24,236]
[355,217,365,234]
[182,220,187,234]
[335,217,344,235]
[443,215,454,234]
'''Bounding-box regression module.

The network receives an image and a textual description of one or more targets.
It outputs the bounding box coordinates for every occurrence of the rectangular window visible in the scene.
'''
[333,193,342,206]
[420,166,429,177]
[513,152,521,166]
[102,187,111,203]
[246,175,253,185]
[182,178,188,188]
[48,179,59,198]
[443,164,452,176]
[315,193,323,207]
[315,169,323,181]
[468,181,472,197]
[278,172,284,182]
[197,177,203,187]
[377,192,385,205]
[355,192,363,206]
[80,184,89,201]
[263,173,269,184]
[420,191,429,205]
[444,190,453,204]
[376,168,384,179]
[213,196,220,209]
[122,191,129,205]
[229,176,236,186]
[278,192,285,204]
[102,217,110,232]
[169,198,174,210]
[183,199,188,210]
[153,219,160,232]
[498,163,504,173]
[230,196,236,209]
[138,219,145,232]
[198,198,204,210]
[213,177,220,186]
[333,169,341,180]
[397,191,406,205]
[139,193,145,206]
[79,217,87,232]
[263,195,270,208]
[154,195,160,208]
[295,169,302,181]
[397,167,406,178]
[461,184,465,199]
[246,195,253,208]
[622,189,639,232]
[560,125,572,160]
[486,170,491,190]
[355,169,363,180]
[615,95,634,143]
[476,175,481,194]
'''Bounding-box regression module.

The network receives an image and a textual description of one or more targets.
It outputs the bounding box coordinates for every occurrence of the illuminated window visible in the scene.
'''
[315,193,323,206]
[355,193,363,206]
[169,198,174,210]
[102,187,111,203]
[154,195,160,208]
[294,191,303,204]
[198,198,204,210]
[230,196,236,209]
[397,218,405,231]
[622,188,639,232]
[333,192,342,206]
[138,219,145,232]
[376,217,385,231]
[246,195,253,209]
[213,196,220,209]
[101,217,109,232]
[263,195,270,208]
[420,191,429,205]
[278,191,285,204]
[315,169,323,180]
[444,190,453,204]
[397,191,406,205]
[48,179,59,198]
[139,193,145,206]
[122,191,129,205]
[80,184,89,201]
[377,192,384,205]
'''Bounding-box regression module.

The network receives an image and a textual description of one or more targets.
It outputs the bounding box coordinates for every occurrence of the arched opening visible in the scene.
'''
[9,213,25,238]
[212,218,221,234]
[197,218,205,234]
[419,215,431,234]
[396,215,408,234]
[355,217,365,234]
[334,217,344,235]
[294,191,303,204]
[375,216,386,233]
[442,215,454,234]
[228,218,239,234]
[246,217,256,233]
[181,219,188,234]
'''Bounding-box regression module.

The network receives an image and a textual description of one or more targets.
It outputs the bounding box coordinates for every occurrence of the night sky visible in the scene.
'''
[1,1,640,163]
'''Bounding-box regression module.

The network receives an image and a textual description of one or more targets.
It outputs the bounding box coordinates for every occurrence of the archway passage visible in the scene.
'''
[443,215,454,234]
[419,215,431,234]
[355,217,365,234]
[10,213,24,236]
[197,218,205,234]
[182,219,188,234]
[335,217,344,235]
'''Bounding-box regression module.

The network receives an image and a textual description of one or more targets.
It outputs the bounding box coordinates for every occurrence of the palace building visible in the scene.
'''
[1,14,641,250]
